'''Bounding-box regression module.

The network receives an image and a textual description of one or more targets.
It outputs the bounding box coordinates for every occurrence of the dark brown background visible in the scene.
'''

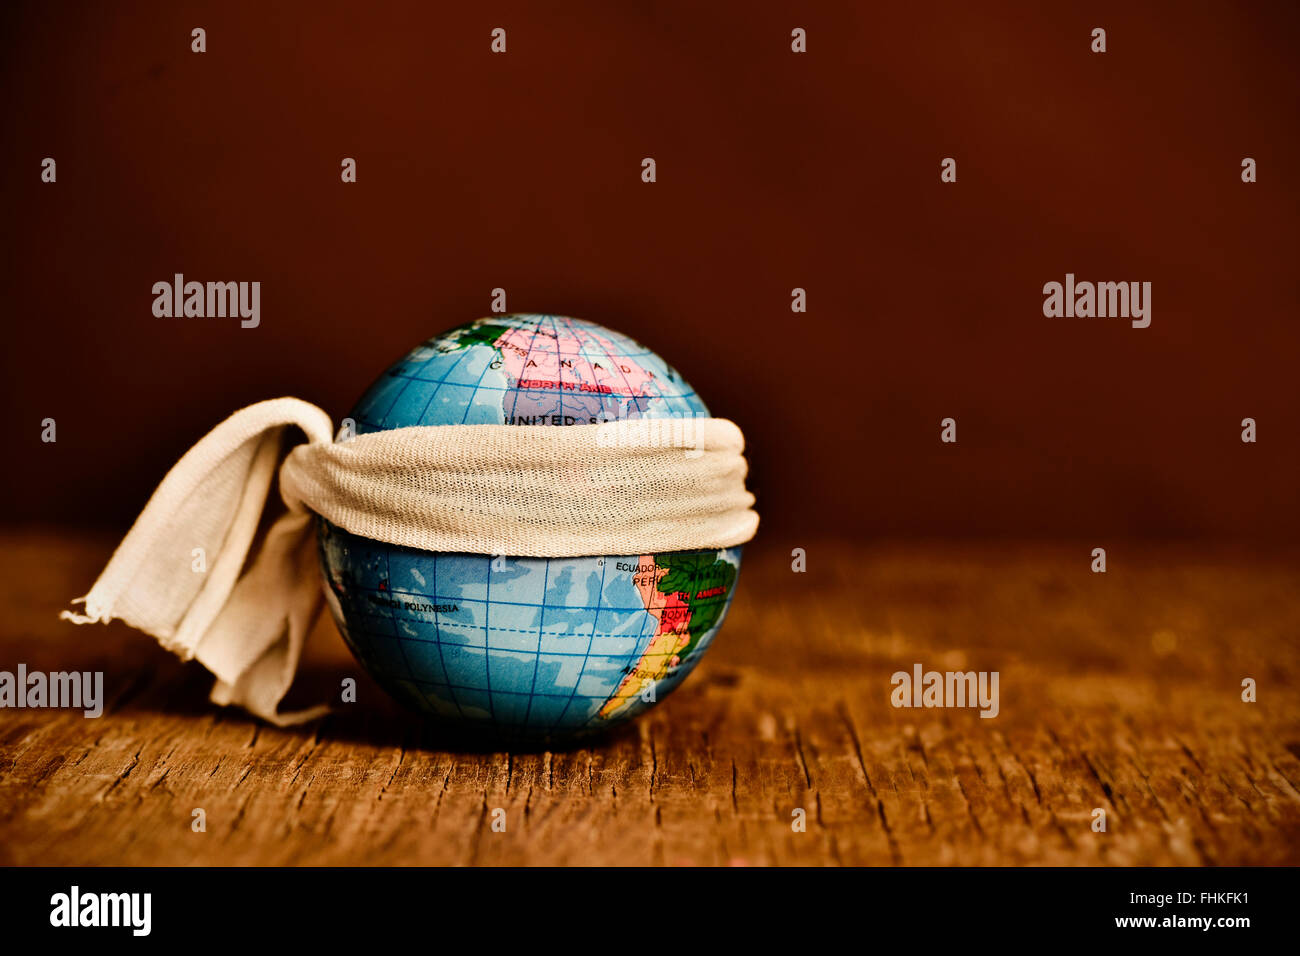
[3,1,1298,544]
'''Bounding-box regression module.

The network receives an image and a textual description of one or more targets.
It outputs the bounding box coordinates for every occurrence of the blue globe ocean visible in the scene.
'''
[317,315,743,740]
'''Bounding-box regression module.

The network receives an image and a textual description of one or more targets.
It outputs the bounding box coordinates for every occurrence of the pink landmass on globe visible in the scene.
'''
[494,325,657,398]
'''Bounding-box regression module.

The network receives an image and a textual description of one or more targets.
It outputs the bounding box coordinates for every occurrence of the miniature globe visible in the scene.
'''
[316,314,743,740]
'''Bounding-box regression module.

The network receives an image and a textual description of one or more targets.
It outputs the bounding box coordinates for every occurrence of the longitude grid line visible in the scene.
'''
[548,317,644,416]
[457,324,508,427]
[579,322,650,417]
[429,551,465,719]
[576,320,647,356]
[573,320,704,419]
[373,338,479,717]
[414,341,478,426]
[505,314,547,425]
[379,547,423,708]
[628,332,709,416]
[482,555,496,724]
[405,331,508,379]
[475,315,555,727]
[627,326,699,415]
[519,558,550,727]
[372,336,477,425]
[550,314,564,423]
[568,317,630,424]
[449,321,525,725]
[388,336,504,715]
[375,367,419,428]
[550,555,632,732]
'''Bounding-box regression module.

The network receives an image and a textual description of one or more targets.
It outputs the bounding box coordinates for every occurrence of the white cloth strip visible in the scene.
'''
[60,398,758,725]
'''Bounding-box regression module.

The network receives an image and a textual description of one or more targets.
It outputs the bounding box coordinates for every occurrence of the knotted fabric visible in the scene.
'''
[61,398,759,725]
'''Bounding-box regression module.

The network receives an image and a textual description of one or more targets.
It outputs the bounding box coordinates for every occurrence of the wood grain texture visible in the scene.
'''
[1,531,1297,866]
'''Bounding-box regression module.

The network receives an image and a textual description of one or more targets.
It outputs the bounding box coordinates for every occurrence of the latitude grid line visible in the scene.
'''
[395,344,675,375]
[389,677,628,704]
[489,313,655,361]
[385,615,662,641]
[340,621,681,703]
[355,585,672,659]
[348,606,711,645]
[357,369,700,404]
[407,346,663,370]
[351,619,710,654]
[350,578,735,615]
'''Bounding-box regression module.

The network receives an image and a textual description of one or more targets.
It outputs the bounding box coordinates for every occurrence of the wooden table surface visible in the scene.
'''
[1,531,1297,866]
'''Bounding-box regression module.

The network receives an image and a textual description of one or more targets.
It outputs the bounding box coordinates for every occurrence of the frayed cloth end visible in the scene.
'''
[59,596,105,626]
